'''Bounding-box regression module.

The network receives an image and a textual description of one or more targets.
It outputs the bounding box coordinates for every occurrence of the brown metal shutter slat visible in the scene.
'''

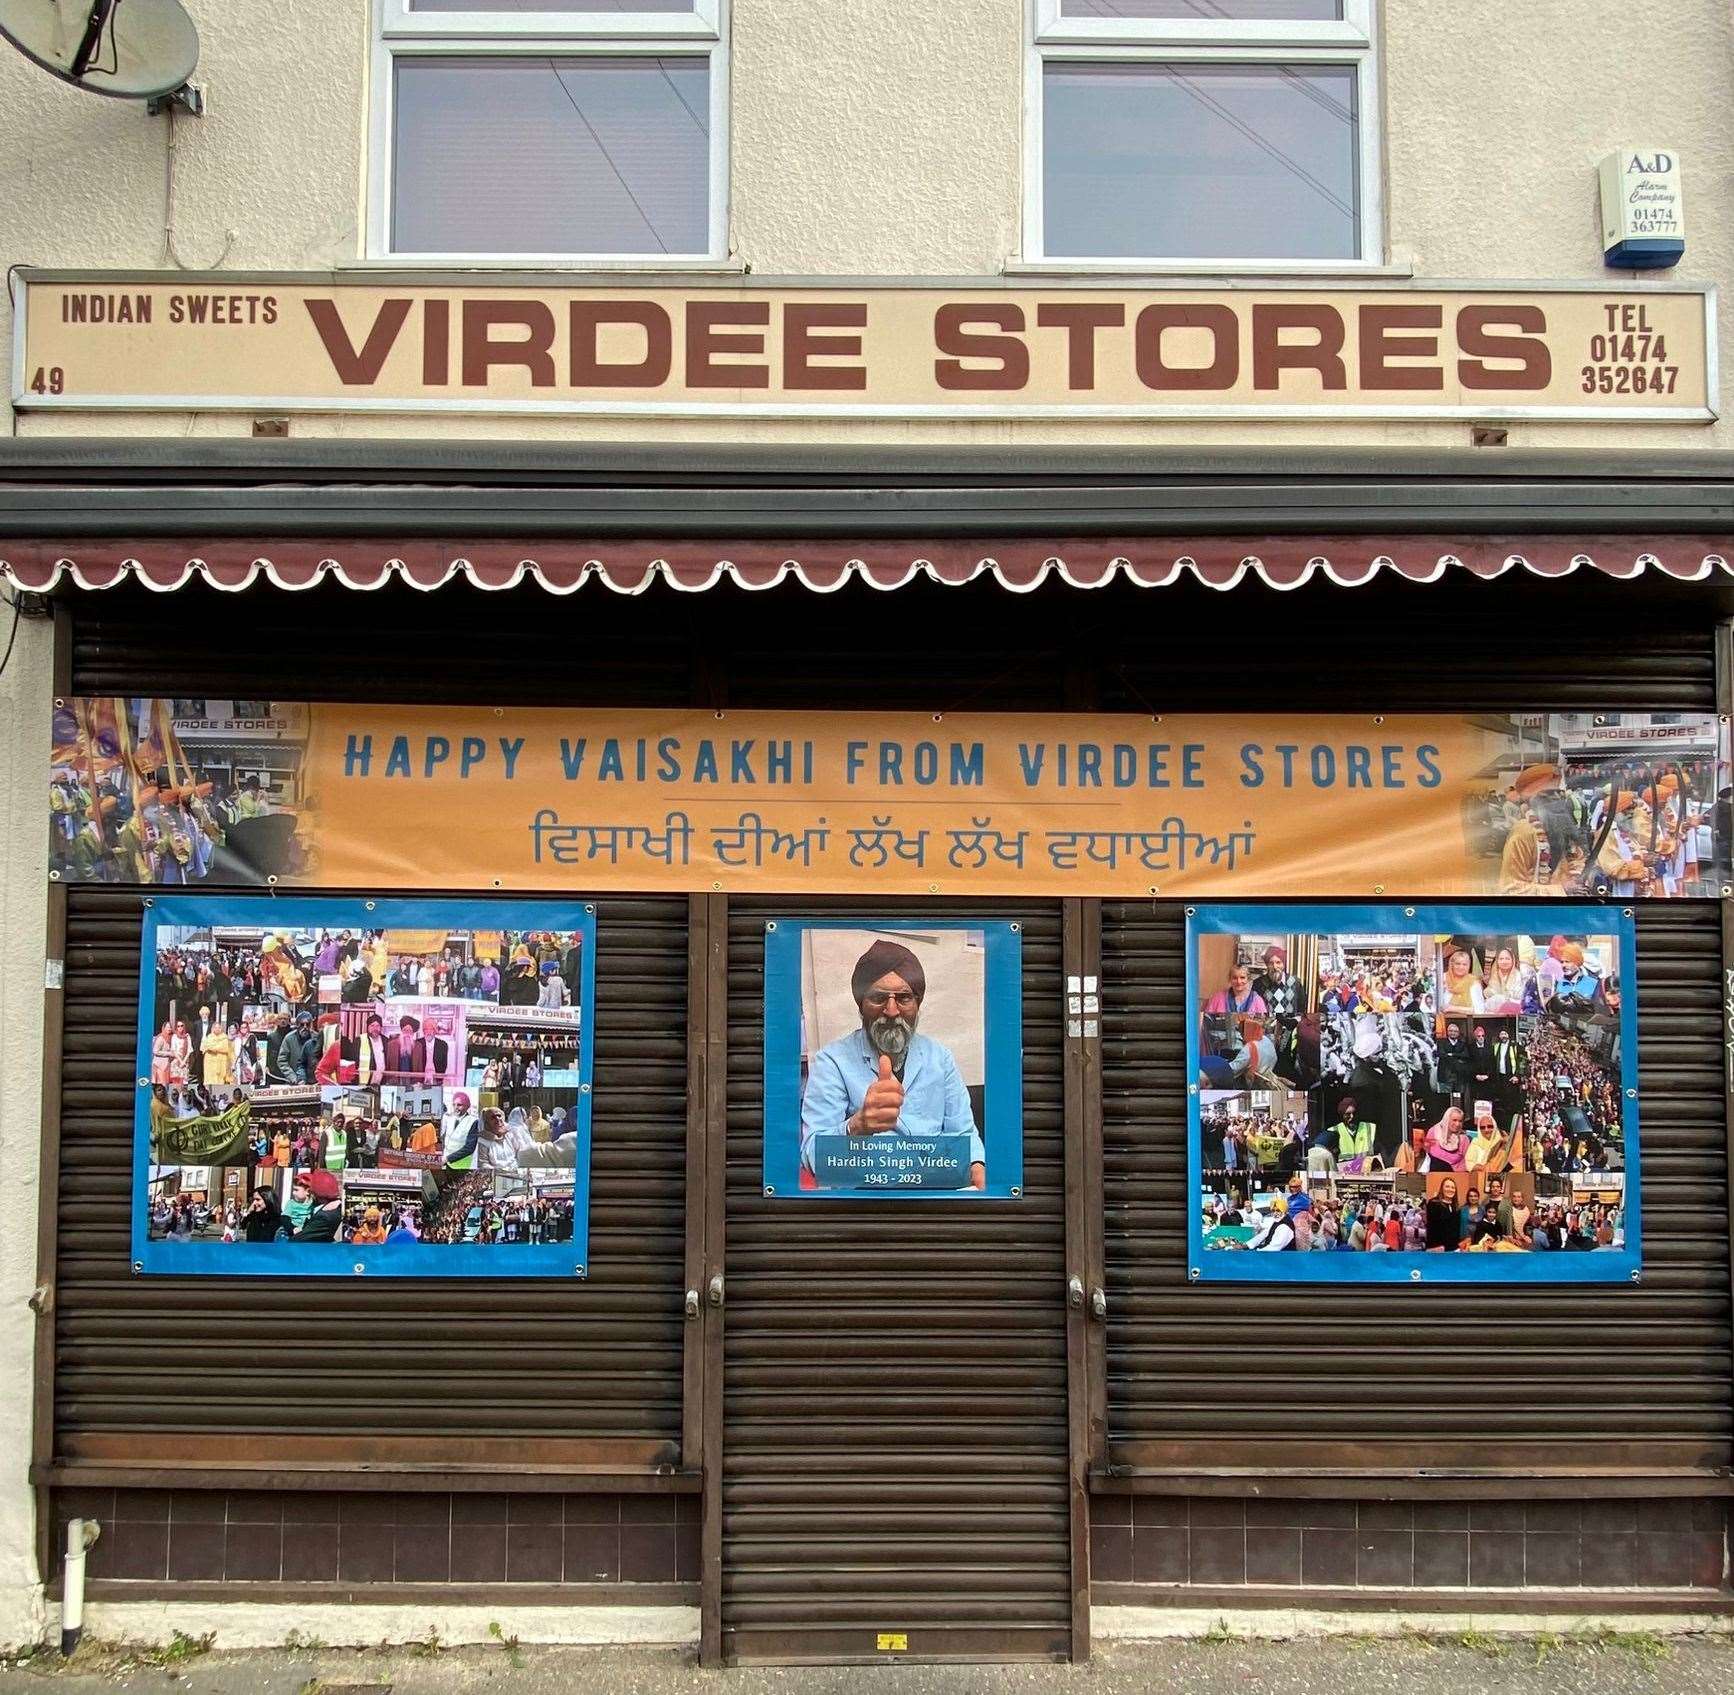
[1101,625,1715,714]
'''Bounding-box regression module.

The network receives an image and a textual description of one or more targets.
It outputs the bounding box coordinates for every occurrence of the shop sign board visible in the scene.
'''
[11,272,1717,422]
[135,896,597,1277]
[1187,904,1640,1283]
[52,700,1727,900]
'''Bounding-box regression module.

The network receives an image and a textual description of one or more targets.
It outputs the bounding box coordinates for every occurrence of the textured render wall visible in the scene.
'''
[729,0,1021,275]
[0,611,50,1641]
[0,0,365,277]
[1381,1,1734,287]
[0,0,1728,447]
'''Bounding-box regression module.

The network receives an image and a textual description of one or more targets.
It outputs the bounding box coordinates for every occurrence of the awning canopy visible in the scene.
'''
[3,441,1733,596]
[2,535,1730,595]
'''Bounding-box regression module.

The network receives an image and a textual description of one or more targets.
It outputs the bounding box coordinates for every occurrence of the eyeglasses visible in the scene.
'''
[862,990,919,1010]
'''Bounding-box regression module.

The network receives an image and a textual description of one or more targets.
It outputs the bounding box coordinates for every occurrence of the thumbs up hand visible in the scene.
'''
[853,1051,905,1134]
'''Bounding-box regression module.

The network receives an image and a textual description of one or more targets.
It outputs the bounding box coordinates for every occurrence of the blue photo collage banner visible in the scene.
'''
[135,895,597,1277]
[1187,903,1640,1283]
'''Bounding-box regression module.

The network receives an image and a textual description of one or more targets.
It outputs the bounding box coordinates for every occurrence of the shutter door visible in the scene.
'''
[1097,617,1728,1476]
[719,899,1071,1662]
[1099,900,1731,1465]
[61,589,698,1463]
[54,888,690,1453]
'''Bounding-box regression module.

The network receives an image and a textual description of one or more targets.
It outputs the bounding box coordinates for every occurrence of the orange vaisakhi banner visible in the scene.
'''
[47,701,1728,898]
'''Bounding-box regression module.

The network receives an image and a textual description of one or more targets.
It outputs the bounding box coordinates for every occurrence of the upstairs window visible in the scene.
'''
[373,0,726,262]
[1029,0,1380,265]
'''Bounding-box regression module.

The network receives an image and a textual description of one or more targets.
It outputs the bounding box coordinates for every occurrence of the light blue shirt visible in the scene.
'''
[800,1028,984,1173]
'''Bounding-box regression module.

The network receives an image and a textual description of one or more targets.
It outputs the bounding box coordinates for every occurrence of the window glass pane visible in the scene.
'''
[410,1,693,11]
[1042,62,1358,259]
[1060,1,1341,17]
[392,56,710,255]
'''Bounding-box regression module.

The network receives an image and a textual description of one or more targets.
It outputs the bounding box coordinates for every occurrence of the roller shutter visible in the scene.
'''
[57,589,696,1464]
[718,898,1072,1663]
[1100,901,1729,1465]
[52,888,690,1453]
[1098,612,1728,1475]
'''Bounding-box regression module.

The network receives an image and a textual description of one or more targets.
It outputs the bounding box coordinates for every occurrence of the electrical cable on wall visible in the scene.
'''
[162,102,236,270]
[0,593,23,683]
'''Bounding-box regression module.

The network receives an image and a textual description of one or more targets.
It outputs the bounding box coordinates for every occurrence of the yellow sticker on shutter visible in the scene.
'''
[876,1633,908,1652]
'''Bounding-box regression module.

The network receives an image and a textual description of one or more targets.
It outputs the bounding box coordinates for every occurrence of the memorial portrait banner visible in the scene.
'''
[51,699,1727,898]
[762,917,1025,1200]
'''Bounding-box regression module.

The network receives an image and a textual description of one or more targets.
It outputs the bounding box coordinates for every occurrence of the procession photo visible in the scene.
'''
[1483,712,1725,899]
[51,697,313,885]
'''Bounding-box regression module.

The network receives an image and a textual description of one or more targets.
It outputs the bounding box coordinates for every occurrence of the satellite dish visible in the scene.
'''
[0,0,198,101]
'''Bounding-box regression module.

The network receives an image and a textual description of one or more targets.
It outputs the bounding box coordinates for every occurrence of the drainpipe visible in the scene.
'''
[60,1518,100,1656]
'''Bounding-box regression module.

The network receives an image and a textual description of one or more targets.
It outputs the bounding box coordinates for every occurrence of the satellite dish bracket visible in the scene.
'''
[146,79,202,116]
[68,0,116,77]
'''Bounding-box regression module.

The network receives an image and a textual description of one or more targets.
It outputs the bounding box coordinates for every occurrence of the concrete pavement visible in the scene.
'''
[0,1633,1731,1694]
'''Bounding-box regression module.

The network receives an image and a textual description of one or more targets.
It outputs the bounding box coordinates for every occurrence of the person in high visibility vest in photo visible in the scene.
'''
[1328,1093,1379,1173]
[441,1090,481,1170]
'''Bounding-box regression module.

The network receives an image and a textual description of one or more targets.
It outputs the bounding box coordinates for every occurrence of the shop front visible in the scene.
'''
[5,274,1734,1662]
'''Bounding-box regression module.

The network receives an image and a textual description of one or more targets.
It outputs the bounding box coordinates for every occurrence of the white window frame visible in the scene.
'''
[1023,0,1386,273]
[368,0,730,267]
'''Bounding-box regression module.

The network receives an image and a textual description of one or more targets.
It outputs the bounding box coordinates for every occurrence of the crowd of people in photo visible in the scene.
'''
[415,1170,494,1245]
[150,1173,578,1247]
[152,927,583,1026]
[1198,927,1630,1260]
[334,1186,577,1246]
[1209,1170,1626,1256]
[1321,955,1430,1020]
[1317,954,1438,1118]
[50,761,284,884]
[1526,1017,1626,1174]
[153,943,272,1025]
[1202,1092,1540,1187]
[322,928,582,1010]
[1200,1100,1309,1175]
[49,696,322,884]
[145,920,587,1251]
[151,1168,349,1244]
[176,1094,584,1178]
[453,1194,577,1245]
[1494,754,1721,900]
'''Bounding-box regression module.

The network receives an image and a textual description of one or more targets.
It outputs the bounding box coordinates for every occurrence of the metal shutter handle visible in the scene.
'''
[707,1273,725,1308]
[685,1289,700,1319]
[1089,1286,1108,1322]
